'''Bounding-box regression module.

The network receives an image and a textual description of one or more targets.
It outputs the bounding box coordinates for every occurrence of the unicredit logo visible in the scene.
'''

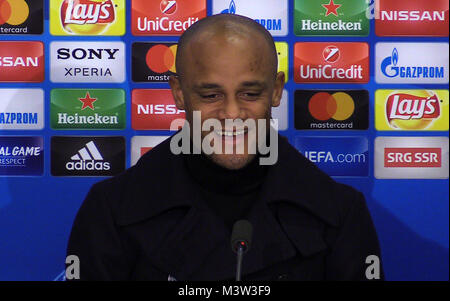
[132,0,206,36]
[161,0,177,15]
[294,42,369,83]
[323,45,340,63]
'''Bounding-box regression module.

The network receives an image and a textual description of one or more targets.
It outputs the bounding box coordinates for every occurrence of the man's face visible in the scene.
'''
[170,31,284,169]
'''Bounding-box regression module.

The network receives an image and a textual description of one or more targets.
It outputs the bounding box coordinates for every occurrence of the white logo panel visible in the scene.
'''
[375,43,449,84]
[271,90,288,131]
[50,41,126,83]
[212,0,288,36]
[131,136,170,166]
[374,136,449,179]
[0,89,44,130]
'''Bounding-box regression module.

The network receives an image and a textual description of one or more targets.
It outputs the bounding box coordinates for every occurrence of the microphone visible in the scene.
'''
[231,220,253,281]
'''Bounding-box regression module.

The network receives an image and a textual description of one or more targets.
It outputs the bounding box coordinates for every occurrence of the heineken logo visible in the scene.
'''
[51,89,126,129]
[78,92,97,110]
[294,0,369,36]
[322,0,341,17]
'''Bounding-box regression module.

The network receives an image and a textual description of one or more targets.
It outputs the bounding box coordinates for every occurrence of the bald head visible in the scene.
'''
[175,14,278,79]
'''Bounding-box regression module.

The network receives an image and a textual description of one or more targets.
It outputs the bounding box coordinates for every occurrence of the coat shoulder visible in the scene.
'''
[81,136,187,225]
[273,136,366,227]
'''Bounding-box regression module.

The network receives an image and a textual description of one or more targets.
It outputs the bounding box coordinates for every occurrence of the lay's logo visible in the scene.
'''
[375,90,449,131]
[50,0,125,36]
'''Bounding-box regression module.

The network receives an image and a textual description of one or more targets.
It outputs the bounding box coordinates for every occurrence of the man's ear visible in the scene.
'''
[271,71,285,108]
[169,75,185,110]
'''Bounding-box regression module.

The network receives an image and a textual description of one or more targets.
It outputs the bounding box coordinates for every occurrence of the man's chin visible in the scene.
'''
[209,153,256,170]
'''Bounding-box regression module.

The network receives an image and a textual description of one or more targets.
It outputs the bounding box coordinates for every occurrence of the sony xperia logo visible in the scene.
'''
[56,48,120,60]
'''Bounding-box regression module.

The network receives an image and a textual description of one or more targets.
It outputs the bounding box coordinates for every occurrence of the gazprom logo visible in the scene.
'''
[392,48,398,66]
[381,48,399,78]
[379,45,446,80]
[221,0,236,14]
[220,0,282,31]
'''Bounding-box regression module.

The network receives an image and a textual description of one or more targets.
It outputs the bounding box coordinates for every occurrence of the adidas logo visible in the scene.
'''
[66,141,111,171]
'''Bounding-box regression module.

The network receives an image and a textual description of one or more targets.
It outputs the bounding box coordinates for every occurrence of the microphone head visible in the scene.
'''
[231,220,253,254]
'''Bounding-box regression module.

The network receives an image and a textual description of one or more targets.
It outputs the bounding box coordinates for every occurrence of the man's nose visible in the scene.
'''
[220,97,241,120]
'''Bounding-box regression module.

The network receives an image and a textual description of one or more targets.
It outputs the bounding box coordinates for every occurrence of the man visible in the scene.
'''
[67,14,383,280]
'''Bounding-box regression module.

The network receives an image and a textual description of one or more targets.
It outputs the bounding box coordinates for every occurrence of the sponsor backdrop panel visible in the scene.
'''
[0,89,44,130]
[375,89,449,131]
[49,0,126,36]
[50,88,126,130]
[0,0,448,281]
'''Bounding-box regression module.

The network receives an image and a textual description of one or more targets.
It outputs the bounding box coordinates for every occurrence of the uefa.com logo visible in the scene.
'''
[168,111,279,166]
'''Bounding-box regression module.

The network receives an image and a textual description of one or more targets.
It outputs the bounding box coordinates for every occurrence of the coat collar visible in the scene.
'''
[116,134,339,227]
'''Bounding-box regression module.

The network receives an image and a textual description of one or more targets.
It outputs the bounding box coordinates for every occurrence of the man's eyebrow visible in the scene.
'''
[240,81,267,88]
[193,83,222,90]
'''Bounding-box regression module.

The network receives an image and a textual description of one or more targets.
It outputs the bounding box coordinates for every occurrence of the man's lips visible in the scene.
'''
[214,129,248,136]
[211,129,250,146]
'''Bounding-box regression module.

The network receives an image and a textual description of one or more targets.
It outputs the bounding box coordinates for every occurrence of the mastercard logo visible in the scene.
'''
[146,44,177,74]
[0,0,29,26]
[308,92,355,121]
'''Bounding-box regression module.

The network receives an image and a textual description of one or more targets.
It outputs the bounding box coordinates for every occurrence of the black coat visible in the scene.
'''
[67,135,383,281]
